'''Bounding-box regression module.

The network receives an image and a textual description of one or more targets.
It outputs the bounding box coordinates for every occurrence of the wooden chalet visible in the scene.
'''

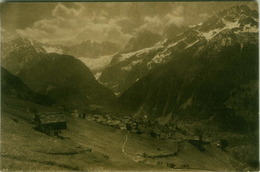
[34,112,68,136]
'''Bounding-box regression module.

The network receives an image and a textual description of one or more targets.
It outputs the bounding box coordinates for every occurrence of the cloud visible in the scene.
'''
[139,5,185,34]
[199,13,210,20]
[16,3,131,46]
[13,3,206,46]
[140,16,165,34]
[165,6,184,26]
[4,1,255,46]
[52,3,84,19]
[1,27,17,42]
[165,14,184,27]
[14,3,190,46]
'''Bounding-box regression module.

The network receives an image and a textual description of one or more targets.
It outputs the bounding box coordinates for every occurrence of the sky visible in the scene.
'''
[1,1,258,46]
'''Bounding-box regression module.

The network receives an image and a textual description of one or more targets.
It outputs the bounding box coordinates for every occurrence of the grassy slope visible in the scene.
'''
[1,98,245,171]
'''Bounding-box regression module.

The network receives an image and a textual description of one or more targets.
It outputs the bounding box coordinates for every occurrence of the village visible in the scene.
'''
[69,111,226,152]
[32,108,227,153]
[70,110,181,141]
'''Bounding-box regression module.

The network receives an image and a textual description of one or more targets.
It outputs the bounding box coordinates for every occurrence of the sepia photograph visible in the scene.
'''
[0,1,259,171]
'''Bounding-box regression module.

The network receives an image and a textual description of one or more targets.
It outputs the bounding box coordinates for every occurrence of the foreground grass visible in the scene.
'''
[1,98,247,171]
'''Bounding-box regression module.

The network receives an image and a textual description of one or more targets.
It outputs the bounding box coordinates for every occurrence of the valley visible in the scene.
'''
[1,3,259,171]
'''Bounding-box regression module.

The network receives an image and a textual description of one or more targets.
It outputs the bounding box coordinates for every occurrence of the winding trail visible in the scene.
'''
[121,131,140,162]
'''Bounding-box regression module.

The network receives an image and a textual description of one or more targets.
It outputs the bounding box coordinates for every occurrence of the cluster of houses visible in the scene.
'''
[84,114,177,140]
[33,110,176,140]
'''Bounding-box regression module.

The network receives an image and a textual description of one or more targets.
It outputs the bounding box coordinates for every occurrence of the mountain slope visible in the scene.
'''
[99,5,258,96]
[119,43,258,124]
[1,103,245,171]
[1,67,53,106]
[1,38,116,107]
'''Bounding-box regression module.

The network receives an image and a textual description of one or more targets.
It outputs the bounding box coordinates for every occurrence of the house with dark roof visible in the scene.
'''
[34,112,67,136]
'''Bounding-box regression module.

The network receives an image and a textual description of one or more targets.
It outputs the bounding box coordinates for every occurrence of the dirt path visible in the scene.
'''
[121,131,140,162]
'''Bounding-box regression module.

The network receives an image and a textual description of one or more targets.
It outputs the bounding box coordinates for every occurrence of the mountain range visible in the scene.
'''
[1,38,116,108]
[99,5,258,96]
[113,5,258,130]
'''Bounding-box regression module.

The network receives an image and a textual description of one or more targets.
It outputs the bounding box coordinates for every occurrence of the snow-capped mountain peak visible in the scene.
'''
[1,38,65,59]
[99,5,258,95]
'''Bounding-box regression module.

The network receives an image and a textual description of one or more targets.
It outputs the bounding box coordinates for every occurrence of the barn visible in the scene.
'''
[34,112,68,136]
